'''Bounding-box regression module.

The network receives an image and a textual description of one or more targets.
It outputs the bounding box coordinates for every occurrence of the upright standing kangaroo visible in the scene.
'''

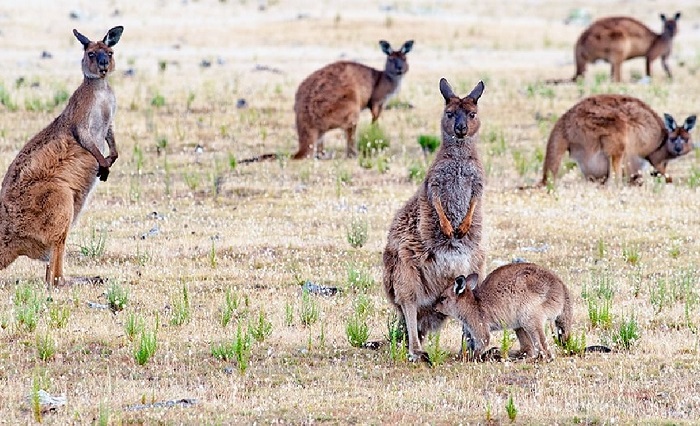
[293,40,413,159]
[573,12,680,82]
[383,78,485,362]
[0,26,123,286]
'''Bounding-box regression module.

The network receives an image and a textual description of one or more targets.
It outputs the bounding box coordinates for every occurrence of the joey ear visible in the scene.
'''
[664,113,677,131]
[439,78,456,103]
[468,81,485,103]
[400,40,414,54]
[684,115,697,131]
[674,12,681,21]
[465,273,479,291]
[73,29,91,49]
[379,40,392,55]
[454,275,467,295]
[103,26,124,47]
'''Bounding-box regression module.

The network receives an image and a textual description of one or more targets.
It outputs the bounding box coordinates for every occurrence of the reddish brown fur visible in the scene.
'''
[383,78,485,362]
[574,12,680,82]
[293,40,413,159]
[0,26,123,286]
[540,94,696,187]
[435,263,573,361]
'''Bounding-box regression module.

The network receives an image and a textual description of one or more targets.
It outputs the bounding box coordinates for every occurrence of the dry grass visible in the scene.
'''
[1,0,700,423]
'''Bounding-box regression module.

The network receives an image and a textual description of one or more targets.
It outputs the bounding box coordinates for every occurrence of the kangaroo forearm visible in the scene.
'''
[432,194,453,237]
[456,196,478,237]
[105,126,118,165]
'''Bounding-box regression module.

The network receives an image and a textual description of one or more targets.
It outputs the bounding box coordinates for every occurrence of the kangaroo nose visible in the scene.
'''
[455,123,467,135]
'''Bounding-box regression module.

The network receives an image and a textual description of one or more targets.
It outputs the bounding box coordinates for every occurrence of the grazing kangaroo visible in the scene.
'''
[435,263,572,361]
[292,40,413,159]
[573,12,680,82]
[540,94,696,187]
[383,78,485,362]
[0,26,123,286]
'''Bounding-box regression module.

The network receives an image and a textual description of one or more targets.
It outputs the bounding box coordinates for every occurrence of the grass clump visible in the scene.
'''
[80,227,107,259]
[425,332,449,367]
[357,123,389,158]
[346,295,371,348]
[347,262,375,292]
[299,289,320,326]
[124,313,145,341]
[170,282,191,326]
[506,392,518,422]
[249,310,272,342]
[346,215,369,249]
[417,134,440,155]
[613,314,640,351]
[48,305,70,329]
[106,282,128,312]
[14,283,44,333]
[36,331,56,361]
[211,323,253,374]
[134,326,158,366]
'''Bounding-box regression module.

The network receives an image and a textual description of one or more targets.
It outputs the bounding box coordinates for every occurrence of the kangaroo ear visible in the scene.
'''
[684,115,697,131]
[465,273,479,291]
[660,13,667,22]
[73,29,91,49]
[674,12,681,21]
[400,40,414,54]
[454,275,467,295]
[379,40,392,55]
[103,26,124,47]
[468,81,485,103]
[664,113,677,131]
[439,78,455,103]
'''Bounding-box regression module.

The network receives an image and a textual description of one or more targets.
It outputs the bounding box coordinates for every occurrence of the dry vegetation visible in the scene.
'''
[1,0,700,423]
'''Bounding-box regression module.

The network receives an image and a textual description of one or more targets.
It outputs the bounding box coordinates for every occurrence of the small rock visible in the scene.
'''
[27,390,66,413]
[236,98,247,109]
[40,51,52,59]
[302,281,339,297]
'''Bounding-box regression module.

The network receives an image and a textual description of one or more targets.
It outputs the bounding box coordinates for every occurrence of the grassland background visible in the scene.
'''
[1,0,700,423]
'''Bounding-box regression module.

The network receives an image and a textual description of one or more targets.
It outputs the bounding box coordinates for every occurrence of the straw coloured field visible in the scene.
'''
[1,0,700,423]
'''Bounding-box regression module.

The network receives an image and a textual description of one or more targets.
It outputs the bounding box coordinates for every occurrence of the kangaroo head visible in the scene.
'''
[379,40,414,78]
[434,273,478,316]
[663,113,696,157]
[74,26,124,79]
[659,12,681,37]
[439,78,484,140]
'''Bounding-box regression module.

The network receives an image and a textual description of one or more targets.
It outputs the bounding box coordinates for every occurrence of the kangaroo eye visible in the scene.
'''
[468,112,476,119]
[108,52,113,57]
[88,52,95,58]
[446,111,454,118]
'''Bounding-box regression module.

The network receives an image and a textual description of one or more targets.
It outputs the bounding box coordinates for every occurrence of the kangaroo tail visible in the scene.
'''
[238,153,278,165]
[555,285,573,344]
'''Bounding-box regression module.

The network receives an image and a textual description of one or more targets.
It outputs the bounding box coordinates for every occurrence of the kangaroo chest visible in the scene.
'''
[88,88,116,152]
[428,159,481,225]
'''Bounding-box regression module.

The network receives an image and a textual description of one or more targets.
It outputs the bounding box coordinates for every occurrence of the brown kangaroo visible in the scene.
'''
[0,26,123,286]
[292,40,413,159]
[435,263,572,361]
[574,12,680,82]
[540,94,696,187]
[383,78,485,362]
